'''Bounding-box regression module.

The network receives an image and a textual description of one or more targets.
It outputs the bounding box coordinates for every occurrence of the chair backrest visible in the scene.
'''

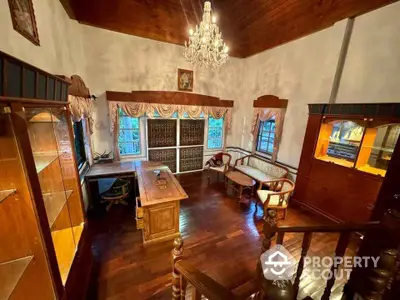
[221,153,231,165]
[248,156,288,178]
[268,179,294,205]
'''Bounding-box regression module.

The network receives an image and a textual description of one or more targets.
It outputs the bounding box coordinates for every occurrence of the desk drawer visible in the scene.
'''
[136,197,143,219]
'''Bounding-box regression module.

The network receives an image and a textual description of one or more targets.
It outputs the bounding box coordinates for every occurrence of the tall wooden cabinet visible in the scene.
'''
[294,103,400,223]
[0,52,90,299]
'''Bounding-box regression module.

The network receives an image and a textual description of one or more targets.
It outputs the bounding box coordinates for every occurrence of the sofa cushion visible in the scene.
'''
[248,157,287,178]
[257,190,288,207]
[235,165,278,182]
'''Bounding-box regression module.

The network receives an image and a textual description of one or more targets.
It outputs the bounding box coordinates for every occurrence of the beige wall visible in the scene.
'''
[79,25,244,153]
[0,0,85,76]
[337,1,400,103]
[232,20,347,168]
[1,0,399,170]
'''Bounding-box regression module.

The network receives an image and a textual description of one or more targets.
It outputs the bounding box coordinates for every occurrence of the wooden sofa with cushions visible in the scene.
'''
[234,154,289,189]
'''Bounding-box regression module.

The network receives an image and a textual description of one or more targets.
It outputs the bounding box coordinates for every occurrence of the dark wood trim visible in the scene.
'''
[308,103,400,119]
[226,146,298,173]
[275,221,380,233]
[0,51,70,84]
[65,108,87,215]
[64,225,93,300]
[291,199,343,223]
[57,75,91,98]
[106,91,234,107]
[0,96,67,106]
[253,94,288,108]
[9,102,64,298]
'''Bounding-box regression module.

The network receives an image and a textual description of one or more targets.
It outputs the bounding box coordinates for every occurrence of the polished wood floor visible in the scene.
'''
[87,171,360,300]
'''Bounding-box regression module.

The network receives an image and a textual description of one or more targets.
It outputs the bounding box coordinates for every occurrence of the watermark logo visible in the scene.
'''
[260,244,296,280]
[260,244,380,282]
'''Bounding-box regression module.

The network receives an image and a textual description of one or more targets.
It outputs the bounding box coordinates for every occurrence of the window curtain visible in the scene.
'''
[109,101,232,161]
[251,108,286,162]
[69,95,94,164]
[68,95,94,134]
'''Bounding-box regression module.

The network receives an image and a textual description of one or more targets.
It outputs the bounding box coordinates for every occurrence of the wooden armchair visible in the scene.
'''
[255,178,295,219]
[204,152,232,184]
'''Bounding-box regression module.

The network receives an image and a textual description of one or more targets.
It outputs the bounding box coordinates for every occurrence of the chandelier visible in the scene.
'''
[183,1,229,71]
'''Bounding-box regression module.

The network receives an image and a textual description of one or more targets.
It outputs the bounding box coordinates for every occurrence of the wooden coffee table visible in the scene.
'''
[225,171,256,202]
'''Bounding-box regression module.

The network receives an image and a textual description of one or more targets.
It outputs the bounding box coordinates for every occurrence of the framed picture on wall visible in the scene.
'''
[178,69,193,92]
[8,0,40,46]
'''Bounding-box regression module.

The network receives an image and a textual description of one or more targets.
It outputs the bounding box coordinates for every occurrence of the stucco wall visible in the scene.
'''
[337,1,400,103]
[79,25,244,153]
[0,0,85,76]
[233,21,347,168]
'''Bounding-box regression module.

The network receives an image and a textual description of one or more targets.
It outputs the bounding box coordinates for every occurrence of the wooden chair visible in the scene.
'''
[101,178,130,211]
[204,152,232,184]
[255,178,295,219]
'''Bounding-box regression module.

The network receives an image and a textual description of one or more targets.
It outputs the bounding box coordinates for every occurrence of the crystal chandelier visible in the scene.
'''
[183,1,229,71]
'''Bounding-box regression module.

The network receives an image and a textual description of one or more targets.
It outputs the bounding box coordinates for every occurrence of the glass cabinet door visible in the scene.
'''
[51,108,85,245]
[355,124,400,177]
[0,107,54,299]
[314,120,365,168]
[25,107,77,285]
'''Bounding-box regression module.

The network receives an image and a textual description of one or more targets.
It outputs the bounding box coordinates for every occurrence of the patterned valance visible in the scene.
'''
[108,101,232,133]
[68,95,94,134]
[251,107,286,162]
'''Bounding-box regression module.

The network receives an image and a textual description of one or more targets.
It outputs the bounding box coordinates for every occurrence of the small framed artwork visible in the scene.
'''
[8,0,40,46]
[178,69,193,92]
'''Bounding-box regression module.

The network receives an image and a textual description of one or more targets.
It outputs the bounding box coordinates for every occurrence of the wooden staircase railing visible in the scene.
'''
[172,210,400,300]
[172,238,238,300]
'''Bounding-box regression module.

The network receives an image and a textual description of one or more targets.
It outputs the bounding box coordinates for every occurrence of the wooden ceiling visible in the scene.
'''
[61,0,396,58]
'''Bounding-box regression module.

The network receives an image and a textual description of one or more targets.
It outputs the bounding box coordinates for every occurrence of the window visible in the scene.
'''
[207,117,224,149]
[73,120,86,169]
[118,109,141,156]
[256,120,275,154]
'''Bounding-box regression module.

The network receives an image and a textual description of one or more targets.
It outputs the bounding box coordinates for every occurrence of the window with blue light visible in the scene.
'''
[118,109,141,155]
[256,120,275,154]
[207,117,224,149]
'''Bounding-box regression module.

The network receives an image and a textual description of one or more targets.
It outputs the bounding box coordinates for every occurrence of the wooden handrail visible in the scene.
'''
[275,221,381,233]
[175,261,237,300]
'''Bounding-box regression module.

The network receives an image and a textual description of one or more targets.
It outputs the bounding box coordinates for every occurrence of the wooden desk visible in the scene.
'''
[85,161,188,245]
[85,162,138,209]
[135,164,188,246]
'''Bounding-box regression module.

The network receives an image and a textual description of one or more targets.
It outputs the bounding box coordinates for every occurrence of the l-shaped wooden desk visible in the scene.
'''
[85,161,188,245]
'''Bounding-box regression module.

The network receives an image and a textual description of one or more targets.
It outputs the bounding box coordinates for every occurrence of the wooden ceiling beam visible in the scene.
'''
[106,91,234,107]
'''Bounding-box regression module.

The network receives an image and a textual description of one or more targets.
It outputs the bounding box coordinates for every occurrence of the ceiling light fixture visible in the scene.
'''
[183,1,229,71]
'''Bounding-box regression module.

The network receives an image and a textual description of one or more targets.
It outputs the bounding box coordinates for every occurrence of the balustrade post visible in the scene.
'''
[172,237,184,300]
[255,210,295,300]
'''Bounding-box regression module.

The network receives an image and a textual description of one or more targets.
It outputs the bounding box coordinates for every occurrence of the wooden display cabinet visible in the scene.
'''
[294,103,400,223]
[0,51,90,299]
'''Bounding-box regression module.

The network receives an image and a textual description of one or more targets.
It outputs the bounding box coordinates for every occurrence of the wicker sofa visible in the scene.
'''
[234,154,289,189]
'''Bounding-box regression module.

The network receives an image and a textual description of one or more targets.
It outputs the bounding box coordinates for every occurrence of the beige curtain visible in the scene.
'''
[68,95,94,134]
[109,101,232,161]
[251,108,286,162]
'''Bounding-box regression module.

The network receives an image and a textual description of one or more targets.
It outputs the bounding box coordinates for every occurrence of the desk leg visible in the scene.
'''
[86,180,100,209]
[239,186,243,200]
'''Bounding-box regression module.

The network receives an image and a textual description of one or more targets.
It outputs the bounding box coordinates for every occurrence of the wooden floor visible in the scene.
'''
[87,171,360,300]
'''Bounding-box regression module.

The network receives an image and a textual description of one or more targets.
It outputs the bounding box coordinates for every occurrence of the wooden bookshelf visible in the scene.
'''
[0,256,33,299]
[33,153,59,173]
[43,190,73,227]
[0,189,16,204]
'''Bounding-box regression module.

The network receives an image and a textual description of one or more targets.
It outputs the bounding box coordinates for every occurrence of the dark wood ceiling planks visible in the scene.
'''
[61,0,397,58]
